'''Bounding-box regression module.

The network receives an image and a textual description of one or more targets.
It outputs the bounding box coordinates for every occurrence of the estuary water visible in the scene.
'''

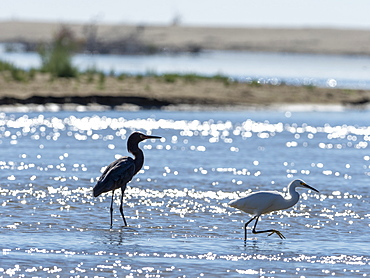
[2,49,370,89]
[1,109,370,277]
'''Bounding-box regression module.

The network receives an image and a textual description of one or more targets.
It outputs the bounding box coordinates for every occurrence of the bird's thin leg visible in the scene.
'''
[244,216,257,241]
[110,189,115,229]
[119,187,128,226]
[252,217,286,239]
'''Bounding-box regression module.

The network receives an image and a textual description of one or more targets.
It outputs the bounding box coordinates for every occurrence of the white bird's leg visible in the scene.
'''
[252,217,286,239]
[244,216,258,241]
[119,187,128,226]
[110,189,115,228]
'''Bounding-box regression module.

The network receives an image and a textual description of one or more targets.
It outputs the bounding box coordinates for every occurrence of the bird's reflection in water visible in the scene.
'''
[100,227,140,246]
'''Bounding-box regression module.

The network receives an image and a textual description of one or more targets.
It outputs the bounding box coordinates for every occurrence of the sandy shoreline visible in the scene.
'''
[2,21,370,55]
[1,74,370,111]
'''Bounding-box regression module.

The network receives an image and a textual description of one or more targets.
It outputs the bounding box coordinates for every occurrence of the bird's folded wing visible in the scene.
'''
[95,157,136,194]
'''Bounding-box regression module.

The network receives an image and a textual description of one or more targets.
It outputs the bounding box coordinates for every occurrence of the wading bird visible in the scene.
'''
[229,179,319,241]
[93,132,161,228]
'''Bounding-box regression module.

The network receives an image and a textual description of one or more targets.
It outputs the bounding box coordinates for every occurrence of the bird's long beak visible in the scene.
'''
[143,135,162,140]
[304,183,319,193]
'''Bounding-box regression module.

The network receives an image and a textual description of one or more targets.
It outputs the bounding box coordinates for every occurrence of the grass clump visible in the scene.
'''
[97,72,105,90]
[162,74,178,83]
[9,67,28,82]
[249,79,261,87]
[136,74,144,81]
[304,84,316,91]
[0,60,35,82]
[0,60,17,72]
[117,73,129,81]
[182,73,204,83]
[38,26,78,78]
[84,66,100,83]
[212,74,229,83]
[159,73,231,85]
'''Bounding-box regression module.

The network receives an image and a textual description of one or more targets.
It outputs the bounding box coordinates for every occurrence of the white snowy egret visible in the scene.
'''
[229,179,319,241]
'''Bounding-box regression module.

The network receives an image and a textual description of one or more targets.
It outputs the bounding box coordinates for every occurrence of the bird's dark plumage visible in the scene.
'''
[93,131,161,228]
[93,156,135,197]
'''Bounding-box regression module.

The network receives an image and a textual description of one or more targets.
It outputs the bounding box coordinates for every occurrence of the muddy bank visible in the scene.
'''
[0,95,172,109]
[1,74,370,110]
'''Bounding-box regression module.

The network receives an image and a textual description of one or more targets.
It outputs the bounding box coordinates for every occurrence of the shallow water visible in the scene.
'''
[1,109,370,277]
[2,50,370,89]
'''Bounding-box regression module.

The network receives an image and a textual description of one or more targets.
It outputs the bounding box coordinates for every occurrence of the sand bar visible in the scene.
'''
[1,73,370,110]
[1,21,370,55]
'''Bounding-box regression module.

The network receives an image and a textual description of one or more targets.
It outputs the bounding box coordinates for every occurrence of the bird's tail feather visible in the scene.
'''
[93,183,106,197]
[228,199,238,208]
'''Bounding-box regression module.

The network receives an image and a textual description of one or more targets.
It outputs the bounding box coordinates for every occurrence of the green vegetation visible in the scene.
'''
[84,66,102,83]
[117,73,128,81]
[162,74,178,83]
[135,74,144,81]
[38,26,78,78]
[303,84,316,91]
[97,72,105,90]
[144,72,231,85]
[248,79,262,87]
[0,25,235,86]
[0,60,17,72]
[0,60,35,82]
[1,56,238,86]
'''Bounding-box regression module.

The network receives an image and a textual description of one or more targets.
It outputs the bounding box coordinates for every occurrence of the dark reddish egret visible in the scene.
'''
[229,179,319,241]
[93,132,161,228]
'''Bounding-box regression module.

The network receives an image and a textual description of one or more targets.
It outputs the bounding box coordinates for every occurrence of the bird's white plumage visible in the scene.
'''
[229,179,319,240]
[229,179,318,216]
[229,190,287,215]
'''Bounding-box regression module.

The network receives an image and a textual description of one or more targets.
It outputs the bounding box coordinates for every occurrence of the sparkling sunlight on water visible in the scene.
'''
[1,110,370,277]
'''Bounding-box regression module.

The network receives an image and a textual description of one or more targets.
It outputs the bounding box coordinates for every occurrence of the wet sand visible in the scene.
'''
[1,74,370,110]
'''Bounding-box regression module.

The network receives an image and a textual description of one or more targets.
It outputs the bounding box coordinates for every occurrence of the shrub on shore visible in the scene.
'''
[38,26,78,78]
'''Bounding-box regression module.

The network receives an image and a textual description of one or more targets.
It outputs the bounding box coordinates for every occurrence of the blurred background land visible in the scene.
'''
[1,21,370,55]
[1,19,370,109]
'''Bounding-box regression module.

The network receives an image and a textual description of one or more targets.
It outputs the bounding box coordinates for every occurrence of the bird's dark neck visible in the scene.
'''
[127,136,145,175]
[131,148,144,175]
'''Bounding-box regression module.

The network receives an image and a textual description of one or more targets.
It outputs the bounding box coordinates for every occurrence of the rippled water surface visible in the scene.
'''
[1,109,370,277]
[2,50,370,89]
